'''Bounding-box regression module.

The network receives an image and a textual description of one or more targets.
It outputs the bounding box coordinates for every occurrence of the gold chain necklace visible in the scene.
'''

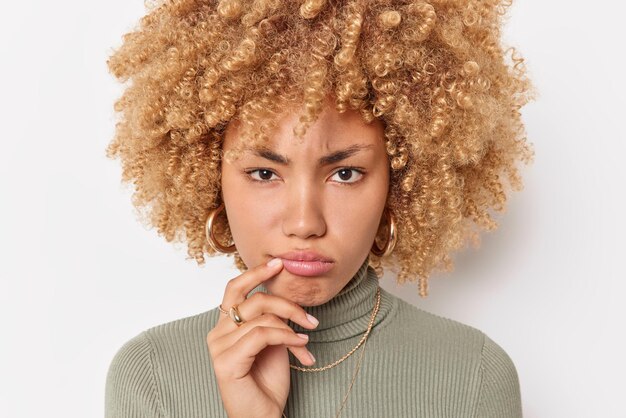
[281,286,381,418]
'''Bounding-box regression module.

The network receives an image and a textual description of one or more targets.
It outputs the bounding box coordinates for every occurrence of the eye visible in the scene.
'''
[330,167,365,185]
[245,168,279,182]
[243,167,366,185]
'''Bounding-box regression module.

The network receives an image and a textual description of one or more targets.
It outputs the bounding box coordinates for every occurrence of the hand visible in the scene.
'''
[206,258,319,418]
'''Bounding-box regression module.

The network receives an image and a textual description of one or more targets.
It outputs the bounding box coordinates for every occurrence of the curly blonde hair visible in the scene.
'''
[105,0,535,297]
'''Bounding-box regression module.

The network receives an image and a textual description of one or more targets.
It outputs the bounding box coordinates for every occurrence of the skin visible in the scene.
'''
[220,95,390,306]
[206,96,391,417]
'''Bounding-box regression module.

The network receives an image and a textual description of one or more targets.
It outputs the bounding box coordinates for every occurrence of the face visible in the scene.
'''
[221,96,390,307]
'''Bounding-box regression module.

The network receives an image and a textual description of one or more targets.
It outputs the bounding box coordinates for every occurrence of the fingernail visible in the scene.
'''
[309,351,316,363]
[306,313,319,327]
[296,333,309,340]
[267,258,282,268]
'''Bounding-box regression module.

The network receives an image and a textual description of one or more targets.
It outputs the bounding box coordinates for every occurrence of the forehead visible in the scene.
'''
[224,98,385,153]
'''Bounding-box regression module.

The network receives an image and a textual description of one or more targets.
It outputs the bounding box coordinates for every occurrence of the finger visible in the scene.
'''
[211,291,319,341]
[226,291,319,332]
[219,258,284,316]
[210,314,315,366]
[215,327,314,379]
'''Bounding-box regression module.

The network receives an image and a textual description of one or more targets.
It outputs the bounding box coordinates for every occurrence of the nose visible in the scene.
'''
[281,181,327,239]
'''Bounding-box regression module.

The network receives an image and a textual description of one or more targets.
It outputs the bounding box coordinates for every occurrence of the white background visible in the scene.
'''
[1,1,624,417]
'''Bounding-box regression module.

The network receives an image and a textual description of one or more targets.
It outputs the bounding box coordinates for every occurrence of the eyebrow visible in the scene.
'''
[249,144,374,166]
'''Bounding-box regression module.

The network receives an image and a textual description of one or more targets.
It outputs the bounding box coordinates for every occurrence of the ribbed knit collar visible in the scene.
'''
[249,255,393,343]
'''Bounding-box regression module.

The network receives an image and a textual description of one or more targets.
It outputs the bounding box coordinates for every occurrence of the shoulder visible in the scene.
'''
[393,296,521,368]
[105,330,164,417]
[111,308,220,354]
[391,296,487,352]
[391,297,522,416]
[109,307,222,362]
[105,308,222,417]
[144,308,221,344]
[476,333,523,417]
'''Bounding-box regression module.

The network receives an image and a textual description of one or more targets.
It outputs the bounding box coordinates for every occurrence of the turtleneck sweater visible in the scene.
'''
[105,256,523,417]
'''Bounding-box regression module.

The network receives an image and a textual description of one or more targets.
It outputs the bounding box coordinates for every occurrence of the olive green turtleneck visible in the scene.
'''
[105,256,523,417]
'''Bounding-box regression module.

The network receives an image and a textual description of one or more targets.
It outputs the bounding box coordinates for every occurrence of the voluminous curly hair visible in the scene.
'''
[105,0,535,297]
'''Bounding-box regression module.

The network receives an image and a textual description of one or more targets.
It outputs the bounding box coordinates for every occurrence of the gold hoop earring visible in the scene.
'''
[205,203,237,254]
[370,207,397,258]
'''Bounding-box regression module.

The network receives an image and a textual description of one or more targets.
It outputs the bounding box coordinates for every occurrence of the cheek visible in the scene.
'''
[328,190,384,241]
[221,174,276,239]
[348,205,381,231]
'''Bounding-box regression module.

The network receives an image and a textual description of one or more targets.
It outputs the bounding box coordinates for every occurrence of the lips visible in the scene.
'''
[276,250,334,262]
[274,250,335,277]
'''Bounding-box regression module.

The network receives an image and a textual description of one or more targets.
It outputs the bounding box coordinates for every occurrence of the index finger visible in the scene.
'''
[219,257,284,315]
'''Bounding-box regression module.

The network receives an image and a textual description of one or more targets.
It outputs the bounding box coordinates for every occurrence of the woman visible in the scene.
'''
[104,0,534,417]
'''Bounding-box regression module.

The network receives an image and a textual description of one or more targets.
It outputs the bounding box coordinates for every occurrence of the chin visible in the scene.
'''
[265,275,329,307]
